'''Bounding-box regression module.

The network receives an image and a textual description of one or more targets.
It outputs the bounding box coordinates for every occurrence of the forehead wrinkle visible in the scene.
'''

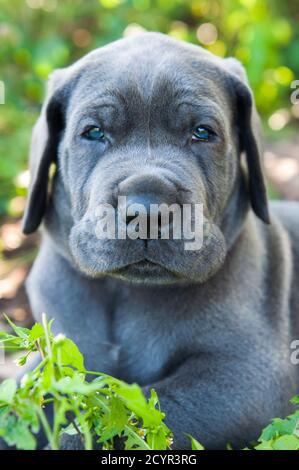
[71,100,118,120]
[143,57,176,162]
[137,56,184,154]
[176,97,225,114]
[73,86,127,106]
[67,87,134,133]
[148,61,230,104]
[175,99,228,128]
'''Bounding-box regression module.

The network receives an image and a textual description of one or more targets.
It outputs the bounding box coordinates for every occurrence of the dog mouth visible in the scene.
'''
[112,259,182,284]
[69,216,227,284]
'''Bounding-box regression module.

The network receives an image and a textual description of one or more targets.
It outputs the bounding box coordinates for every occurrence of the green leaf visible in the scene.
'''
[3,314,31,340]
[29,323,45,341]
[259,411,299,441]
[53,374,104,395]
[18,403,40,434]
[124,426,150,450]
[54,338,85,371]
[0,332,19,342]
[53,400,71,433]
[0,412,36,450]
[148,388,160,410]
[147,426,168,450]
[255,439,275,450]
[41,362,53,389]
[187,434,205,450]
[116,383,162,428]
[0,379,17,405]
[272,435,299,450]
[11,420,36,450]
[98,396,127,442]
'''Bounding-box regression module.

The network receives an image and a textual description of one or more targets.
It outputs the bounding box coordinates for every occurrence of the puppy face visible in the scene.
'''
[23,33,269,284]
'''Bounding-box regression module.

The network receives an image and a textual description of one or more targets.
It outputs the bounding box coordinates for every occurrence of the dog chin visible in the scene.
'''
[70,245,227,286]
[110,260,183,285]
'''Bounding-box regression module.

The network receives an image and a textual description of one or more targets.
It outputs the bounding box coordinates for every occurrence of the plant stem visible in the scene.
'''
[35,405,58,450]
[71,418,84,441]
[35,339,45,359]
[69,399,93,450]
[42,313,52,359]
[32,356,47,373]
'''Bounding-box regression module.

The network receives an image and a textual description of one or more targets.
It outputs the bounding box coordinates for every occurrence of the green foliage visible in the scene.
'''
[254,399,299,450]
[187,434,205,450]
[0,0,298,215]
[0,314,172,450]
[1,314,299,450]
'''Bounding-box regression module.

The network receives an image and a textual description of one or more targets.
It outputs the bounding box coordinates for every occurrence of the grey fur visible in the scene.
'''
[18,33,299,448]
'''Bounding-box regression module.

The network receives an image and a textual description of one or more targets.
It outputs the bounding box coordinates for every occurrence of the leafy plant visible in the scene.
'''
[253,398,299,450]
[1,314,299,451]
[0,314,172,450]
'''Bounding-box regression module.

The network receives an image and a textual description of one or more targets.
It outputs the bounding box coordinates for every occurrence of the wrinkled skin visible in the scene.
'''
[3,33,299,450]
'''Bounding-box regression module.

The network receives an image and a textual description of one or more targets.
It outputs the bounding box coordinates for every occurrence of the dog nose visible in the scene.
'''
[118,173,178,228]
[125,193,162,225]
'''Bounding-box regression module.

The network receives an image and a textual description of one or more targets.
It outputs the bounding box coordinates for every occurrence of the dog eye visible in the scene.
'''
[192,126,211,142]
[82,127,105,141]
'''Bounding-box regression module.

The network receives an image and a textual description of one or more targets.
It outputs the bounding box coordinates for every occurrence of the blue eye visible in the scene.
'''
[83,127,105,141]
[192,126,211,142]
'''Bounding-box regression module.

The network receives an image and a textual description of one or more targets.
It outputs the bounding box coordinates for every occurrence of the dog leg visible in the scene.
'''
[142,352,297,449]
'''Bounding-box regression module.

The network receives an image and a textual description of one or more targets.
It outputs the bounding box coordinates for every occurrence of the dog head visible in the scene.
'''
[23,33,269,284]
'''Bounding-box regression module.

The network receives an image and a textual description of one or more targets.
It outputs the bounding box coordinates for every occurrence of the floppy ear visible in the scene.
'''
[22,72,66,234]
[224,58,270,224]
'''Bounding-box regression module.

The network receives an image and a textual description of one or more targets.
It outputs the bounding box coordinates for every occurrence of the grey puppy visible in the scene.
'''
[19,33,299,449]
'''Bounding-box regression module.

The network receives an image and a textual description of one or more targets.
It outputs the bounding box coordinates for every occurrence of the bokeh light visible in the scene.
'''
[268,109,291,131]
[72,29,92,48]
[123,23,146,37]
[196,23,218,45]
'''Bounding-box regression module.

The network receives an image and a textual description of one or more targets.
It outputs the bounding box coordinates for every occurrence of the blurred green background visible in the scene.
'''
[0,0,299,217]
